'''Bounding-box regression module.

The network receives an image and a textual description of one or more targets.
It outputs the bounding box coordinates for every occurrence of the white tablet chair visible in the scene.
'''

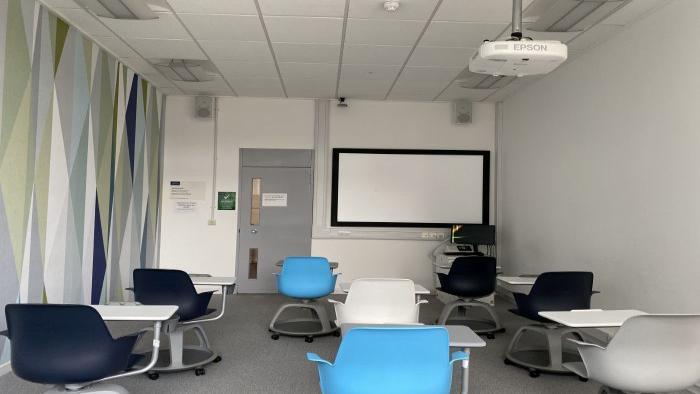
[564,315,700,394]
[330,278,427,328]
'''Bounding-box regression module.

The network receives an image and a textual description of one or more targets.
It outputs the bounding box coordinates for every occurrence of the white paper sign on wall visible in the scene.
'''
[262,193,287,207]
[170,181,206,212]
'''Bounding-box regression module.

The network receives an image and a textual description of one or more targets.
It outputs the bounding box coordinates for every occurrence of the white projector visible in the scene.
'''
[469,40,568,77]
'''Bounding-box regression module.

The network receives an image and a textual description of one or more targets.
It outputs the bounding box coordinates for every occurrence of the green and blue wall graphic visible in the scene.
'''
[0,0,164,364]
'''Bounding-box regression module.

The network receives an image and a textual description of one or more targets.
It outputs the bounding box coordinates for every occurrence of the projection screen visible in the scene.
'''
[331,149,489,227]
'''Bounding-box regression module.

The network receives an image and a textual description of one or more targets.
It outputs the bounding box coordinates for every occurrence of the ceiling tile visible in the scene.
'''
[259,0,346,17]
[399,66,463,84]
[167,0,258,15]
[265,16,343,44]
[216,60,279,79]
[140,73,177,88]
[158,87,182,95]
[342,44,411,65]
[485,75,542,102]
[273,43,340,64]
[200,40,272,61]
[120,57,159,75]
[348,0,439,20]
[52,9,113,37]
[499,26,579,43]
[437,84,496,101]
[602,0,669,26]
[93,36,139,58]
[284,78,335,98]
[228,78,285,97]
[566,24,622,53]
[338,79,392,99]
[128,38,207,59]
[178,14,265,41]
[175,76,233,95]
[341,64,401,81]
[279,62,337,81]
[388,81,443,101]
[421,22,507,47]
[102,12,190,39]
[408,46,473,67]
[434,0,535,22]
[346,19,425,46]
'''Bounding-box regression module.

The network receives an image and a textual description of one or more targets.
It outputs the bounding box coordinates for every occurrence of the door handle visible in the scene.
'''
[251,229,258,234]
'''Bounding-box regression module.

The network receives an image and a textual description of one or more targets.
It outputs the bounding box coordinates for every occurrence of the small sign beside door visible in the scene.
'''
[218,192,236,210]
[262,193,288,207]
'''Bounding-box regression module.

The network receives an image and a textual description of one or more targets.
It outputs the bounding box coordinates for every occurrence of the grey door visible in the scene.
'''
[236,149,314,293]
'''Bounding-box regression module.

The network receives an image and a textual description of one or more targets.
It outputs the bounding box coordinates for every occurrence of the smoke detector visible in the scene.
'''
[383,0,400,12]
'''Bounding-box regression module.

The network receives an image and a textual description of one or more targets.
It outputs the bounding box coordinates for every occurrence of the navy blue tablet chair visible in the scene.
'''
[1,304,144,393]
[307,326,466,394]
[504,271,594,377]
[269,256,339,342]
[436,256,503,338]
[133,269,223,378]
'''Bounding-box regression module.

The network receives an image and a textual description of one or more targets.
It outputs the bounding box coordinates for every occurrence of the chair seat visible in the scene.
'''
[562,362,588,379]
[436,287,489,299]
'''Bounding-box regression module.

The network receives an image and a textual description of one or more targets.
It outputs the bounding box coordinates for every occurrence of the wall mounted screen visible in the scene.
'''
[331,149,490,227]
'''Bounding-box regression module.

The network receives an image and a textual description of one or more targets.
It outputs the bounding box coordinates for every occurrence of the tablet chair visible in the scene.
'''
[436,257,503,338]
[564,315,700,394]
[133,268,224,378]
[269,256,339,342]
[2,304,154,394]
[307,326,466,394]
[504,271,594,377]
[330,278,427,330]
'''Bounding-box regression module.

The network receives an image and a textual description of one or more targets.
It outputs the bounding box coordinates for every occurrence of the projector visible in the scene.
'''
[468,40,568,77]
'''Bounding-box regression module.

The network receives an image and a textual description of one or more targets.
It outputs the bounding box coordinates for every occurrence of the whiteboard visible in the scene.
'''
[332,149,489,226]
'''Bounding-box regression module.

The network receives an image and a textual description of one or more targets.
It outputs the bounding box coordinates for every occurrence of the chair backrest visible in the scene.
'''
[445,256,497,297]
[133,269,201,320]
[324,327,452,394]
[341,278,418,324]
[278,256,335,299]
[529,271,593,310]
[583,315,700,392]
[4,304,120,384]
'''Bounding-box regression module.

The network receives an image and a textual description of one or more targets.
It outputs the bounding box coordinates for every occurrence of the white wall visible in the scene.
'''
[160,97,495,289]
[498,0,700,312]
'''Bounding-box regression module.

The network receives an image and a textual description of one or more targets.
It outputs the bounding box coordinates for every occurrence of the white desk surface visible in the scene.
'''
[497,276,536,285]
[538,309,647,328]
[338,282,431,295]
[340,324,485,348]
[190,276,236,286]
[92,305,178,321]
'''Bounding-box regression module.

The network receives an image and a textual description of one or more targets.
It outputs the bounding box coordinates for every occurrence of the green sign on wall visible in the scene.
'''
[217,192,236,210]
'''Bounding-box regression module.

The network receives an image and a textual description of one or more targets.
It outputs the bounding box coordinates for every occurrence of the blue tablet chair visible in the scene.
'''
[504,271,594,377]
[133,268,224,378]
[269,256,339,342]
[2,304,145,394]
[307,326,466,394]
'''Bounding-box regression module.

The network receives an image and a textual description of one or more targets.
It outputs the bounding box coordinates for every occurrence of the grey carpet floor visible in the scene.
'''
[0,294,605,394]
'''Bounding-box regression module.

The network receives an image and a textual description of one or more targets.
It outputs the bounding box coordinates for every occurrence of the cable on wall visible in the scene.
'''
[209,97,219,224]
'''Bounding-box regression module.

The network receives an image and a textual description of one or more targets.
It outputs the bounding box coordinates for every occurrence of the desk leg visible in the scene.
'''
[461,348,470,394]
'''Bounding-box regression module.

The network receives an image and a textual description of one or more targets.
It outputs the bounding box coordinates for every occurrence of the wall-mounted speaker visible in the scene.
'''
[453,99,472,125]
[195,96,213,118]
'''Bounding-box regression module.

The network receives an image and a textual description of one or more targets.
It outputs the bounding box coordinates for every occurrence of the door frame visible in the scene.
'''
[234,148,314,291]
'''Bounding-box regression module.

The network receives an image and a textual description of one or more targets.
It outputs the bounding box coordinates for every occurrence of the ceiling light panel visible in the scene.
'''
[101,12,189,39]
[75,0,158,19]
[51,8,114,36]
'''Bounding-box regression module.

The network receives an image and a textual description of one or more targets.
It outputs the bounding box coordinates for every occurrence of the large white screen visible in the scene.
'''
[335,152,486,225]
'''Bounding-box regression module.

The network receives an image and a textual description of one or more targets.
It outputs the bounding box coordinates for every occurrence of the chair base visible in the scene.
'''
[269,300,339,340]
[45,383,129,394]
[137,324,218,374]
[504,324,583,376]
[437,298,503,336]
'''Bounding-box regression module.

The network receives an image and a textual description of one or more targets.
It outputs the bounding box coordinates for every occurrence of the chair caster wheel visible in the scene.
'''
[486,333,495,339]
[503,358,513,366]
[528,369,540,378]
[305,336,314,343]
[195,368,205,376]
[213,356,222,363]
[578,377,588,382]
[271,334,280,340]
[147,372,159,381]
[333,331,341,337]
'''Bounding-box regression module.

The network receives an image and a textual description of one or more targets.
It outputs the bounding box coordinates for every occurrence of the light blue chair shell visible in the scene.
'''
[277,256,337,299]
[307,326,467,394]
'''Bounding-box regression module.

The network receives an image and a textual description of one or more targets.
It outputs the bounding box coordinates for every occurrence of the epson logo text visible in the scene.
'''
[513,43,548,51]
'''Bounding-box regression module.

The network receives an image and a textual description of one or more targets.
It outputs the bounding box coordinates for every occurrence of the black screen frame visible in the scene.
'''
[331,148,490,228]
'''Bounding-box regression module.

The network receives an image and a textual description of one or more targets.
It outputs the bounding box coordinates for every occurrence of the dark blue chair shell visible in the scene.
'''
[437,256,497,298]
[510,271,594,322]
[133,268,214,321]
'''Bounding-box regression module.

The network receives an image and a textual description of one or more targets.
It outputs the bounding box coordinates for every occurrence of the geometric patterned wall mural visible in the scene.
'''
[0,0,164,364]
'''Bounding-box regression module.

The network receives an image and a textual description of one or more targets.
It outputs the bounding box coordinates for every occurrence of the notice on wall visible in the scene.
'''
[170,181,206,212]
[262,193,287,207]
[217,192,236,210]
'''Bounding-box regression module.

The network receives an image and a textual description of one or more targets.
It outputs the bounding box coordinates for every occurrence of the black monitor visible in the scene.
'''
[451,224,495,245]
